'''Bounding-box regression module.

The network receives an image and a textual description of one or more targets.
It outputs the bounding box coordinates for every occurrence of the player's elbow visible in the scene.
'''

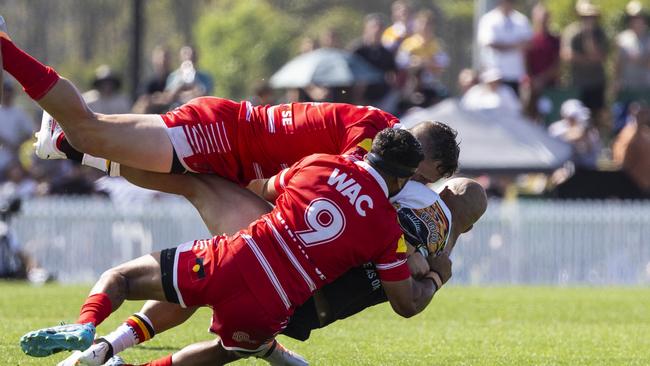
[390,302,418,318]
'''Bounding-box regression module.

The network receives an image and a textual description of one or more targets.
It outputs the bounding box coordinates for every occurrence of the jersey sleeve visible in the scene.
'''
[272,154,322,195]
[272,167,292,195]
[341,106,400,154]
[373,234,410,282]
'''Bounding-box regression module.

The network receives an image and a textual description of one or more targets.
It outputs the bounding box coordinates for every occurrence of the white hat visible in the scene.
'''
[626,0,645,17]
[480,68,503,83]
[575,0,600,16]
[560,99,590,123]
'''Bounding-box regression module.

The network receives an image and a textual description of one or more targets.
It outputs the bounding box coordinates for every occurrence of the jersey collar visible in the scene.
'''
[355,160,389,198]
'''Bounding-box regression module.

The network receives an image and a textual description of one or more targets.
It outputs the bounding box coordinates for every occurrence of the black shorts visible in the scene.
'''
[282,264,388,341]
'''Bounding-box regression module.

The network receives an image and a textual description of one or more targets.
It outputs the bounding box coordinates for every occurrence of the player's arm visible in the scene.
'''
[381,276,436,318]
[378,242,452,318]
[246,177,277,202]
[247,163,297,202]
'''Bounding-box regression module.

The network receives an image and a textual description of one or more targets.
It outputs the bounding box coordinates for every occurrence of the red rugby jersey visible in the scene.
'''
[160,97,398,185]
[231,153,409,315]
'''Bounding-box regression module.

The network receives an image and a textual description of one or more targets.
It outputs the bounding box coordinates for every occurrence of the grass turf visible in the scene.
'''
[1,282,649,365]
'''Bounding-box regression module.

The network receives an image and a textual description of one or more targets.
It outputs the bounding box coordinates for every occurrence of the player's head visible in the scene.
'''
[438,178,487,234]
[408,121,460,184]
[367,128,423,196]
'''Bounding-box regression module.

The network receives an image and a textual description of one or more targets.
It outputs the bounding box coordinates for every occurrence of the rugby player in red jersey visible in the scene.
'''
[22,129,441,365]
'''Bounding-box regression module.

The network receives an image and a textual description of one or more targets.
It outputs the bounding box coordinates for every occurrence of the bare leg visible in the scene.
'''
[170,339,240,366]
[121,166,272,235]
[83,169,274,359]
[139,301,197,334]
[88,252,166,310]
[36,79,173,172]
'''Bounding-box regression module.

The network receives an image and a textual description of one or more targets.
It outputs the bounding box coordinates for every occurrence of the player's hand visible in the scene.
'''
[407,251,429,279]
[427,252,452,287]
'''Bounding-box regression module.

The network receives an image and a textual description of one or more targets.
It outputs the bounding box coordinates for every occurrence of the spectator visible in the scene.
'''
[396,10,449,99]
[0,162,37,200]
[165,45,214,105]
[132,46,172,114]
[523,2,560,120]
[612,104,650,194]
[461,68,521,114]
[351,13,398,107]
[457,68,479,96]
[319,28,341,49]
[548,99,601,169]
[143,46,171,95]
[82,65,131,114]
[0,80,35,177]
[298,36,318,54]
[250,80,275,106]
[477,0,532,96]
[614,1,650,95]
[561,0,608,128]
[381,0,414,52]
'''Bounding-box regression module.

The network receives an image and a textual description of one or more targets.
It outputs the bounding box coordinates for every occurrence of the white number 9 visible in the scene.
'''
[297,198,346,246]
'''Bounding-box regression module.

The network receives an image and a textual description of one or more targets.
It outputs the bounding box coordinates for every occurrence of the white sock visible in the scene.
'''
[82,154,121,176]
[102,323,139,355]
[103,312,154,354]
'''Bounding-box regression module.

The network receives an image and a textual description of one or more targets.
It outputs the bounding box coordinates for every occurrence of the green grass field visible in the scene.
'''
[1,282,649,365]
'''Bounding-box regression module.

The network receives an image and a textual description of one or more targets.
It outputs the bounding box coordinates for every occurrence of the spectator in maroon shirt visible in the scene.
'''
[523,2,560,120]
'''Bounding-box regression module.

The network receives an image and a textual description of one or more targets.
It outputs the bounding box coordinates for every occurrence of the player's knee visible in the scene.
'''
[232,342,274,359]
[98,268,129,299]
[64,116,107,155]
[64,124,96,153]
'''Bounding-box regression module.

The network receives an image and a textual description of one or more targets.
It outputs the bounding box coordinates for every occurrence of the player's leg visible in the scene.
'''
[60,302,199,366]
[0,17,173,172]
[105,338,306,366]
[121,167,273,234]
[67,172,274,363]
[21,252,167,357]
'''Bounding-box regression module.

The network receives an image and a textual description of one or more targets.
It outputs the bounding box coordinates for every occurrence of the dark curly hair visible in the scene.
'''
[410,121,460,178]
[369,128,424,176]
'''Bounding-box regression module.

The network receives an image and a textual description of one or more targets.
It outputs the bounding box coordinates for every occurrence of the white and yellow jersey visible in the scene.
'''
[390,181,453,256]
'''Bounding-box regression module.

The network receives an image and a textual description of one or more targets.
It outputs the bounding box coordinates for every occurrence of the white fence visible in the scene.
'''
[12,197,650,285]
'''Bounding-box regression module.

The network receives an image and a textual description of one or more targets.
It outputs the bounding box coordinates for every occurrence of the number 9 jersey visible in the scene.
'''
[237,153,410,316]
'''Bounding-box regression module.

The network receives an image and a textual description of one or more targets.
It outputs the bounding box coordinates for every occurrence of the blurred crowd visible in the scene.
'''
[0,0,649,203]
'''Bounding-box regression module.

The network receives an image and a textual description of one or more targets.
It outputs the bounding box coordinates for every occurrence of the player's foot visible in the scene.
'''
[20,322,95,357]
[103,355,126,366]
[34,110,67,160]
[263,340,309,366]
[56,338,113,366]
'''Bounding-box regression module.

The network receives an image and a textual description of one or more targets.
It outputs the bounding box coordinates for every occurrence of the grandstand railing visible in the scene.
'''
[12,197,650,285]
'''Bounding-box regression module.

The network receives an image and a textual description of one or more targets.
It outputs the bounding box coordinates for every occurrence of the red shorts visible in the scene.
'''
[160,97,242,180]
[159,238,289,351]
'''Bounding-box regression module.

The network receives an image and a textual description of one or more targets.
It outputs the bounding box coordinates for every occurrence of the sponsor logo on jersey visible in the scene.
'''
[232,331,253,343]
[327,168,373,216]
[412,202,450,255]
[281,109,292,126]
[189,257,206,282]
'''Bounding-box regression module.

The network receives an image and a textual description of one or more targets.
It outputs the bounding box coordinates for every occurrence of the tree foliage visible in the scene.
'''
[195,0,297,99]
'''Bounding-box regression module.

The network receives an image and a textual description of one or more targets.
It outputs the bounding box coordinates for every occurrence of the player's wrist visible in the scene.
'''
[414,244,429,258]
[424,271,443,291]
[421,276,438,292]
